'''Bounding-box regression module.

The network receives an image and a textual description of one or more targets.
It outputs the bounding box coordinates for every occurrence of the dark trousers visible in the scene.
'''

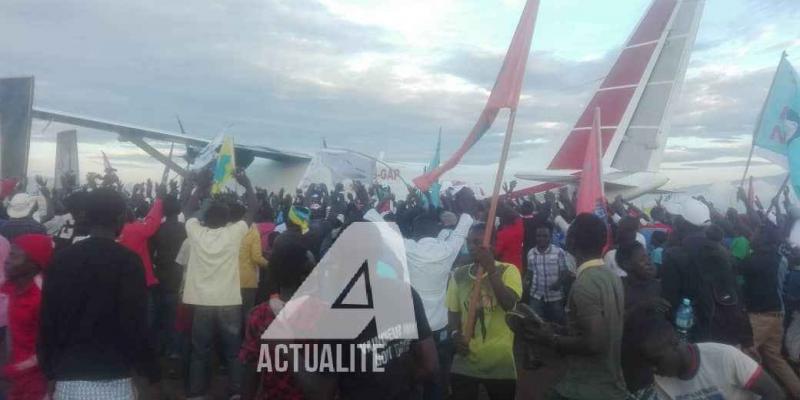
[530,298,566,325]
[450,374,516,400]
[241,288,257,324]
[153,287,182,357]
[424,329,454,400]
[188,305,242,397]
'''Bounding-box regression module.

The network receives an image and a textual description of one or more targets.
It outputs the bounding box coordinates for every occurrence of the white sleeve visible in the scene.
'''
[362,209,383,223]
[724,345,761,390]
[175,240,191,266]
[185,218,201,240]
[444,214,474,255]
[554,215,570,234]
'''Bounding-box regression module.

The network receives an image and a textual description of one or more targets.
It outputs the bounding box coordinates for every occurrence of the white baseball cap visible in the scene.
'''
[680,198,711,227]
[6,193,37,219]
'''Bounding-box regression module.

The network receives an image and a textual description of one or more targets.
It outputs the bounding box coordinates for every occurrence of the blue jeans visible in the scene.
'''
[530,298,566,325]
[188,305,242,397]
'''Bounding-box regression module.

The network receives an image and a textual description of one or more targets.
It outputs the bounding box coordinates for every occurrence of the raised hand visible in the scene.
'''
[233,168,252,189]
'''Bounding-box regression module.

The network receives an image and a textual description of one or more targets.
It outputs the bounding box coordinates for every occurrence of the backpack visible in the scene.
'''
[689,240,752,346]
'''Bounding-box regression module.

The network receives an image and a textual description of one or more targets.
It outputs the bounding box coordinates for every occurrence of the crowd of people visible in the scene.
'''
[1,166,800,400]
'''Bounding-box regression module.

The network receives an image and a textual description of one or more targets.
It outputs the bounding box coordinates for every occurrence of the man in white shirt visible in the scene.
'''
[405,210,473,400]
[181,169,257,400]
[632,316,785,400]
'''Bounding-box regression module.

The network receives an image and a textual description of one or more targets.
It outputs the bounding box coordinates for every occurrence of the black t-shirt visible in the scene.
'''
[336,285,432,400]
[741,249,784,313]
[39,237,160,382]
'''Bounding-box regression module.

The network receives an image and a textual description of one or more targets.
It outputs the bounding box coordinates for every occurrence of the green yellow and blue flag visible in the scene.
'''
[212,136,236,194]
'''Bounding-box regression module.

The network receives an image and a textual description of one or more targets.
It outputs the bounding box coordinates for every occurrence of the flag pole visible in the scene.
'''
[463,108,518,340]
[766,173,791,215]
[741,51,788,187]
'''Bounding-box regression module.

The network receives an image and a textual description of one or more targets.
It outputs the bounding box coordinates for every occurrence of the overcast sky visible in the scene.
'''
[2,0,799,187]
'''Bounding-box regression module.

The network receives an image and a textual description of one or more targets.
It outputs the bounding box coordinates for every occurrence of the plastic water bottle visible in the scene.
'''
[675,298,694,342]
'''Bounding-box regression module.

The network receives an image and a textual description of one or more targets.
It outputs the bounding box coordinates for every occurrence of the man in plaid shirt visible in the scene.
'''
[522,221,573,324]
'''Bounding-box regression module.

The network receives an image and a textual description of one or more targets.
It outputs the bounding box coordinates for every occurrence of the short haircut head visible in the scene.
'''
[535,220,554,234]
[205,201,230,229]
[705,224,725,243]
[567,213,607,258]
[412,211,441,239]
[617,216,640,243]
[651,230,668,246]
[228,202,246,223]
[615,240,644,267]
[163,195,181,218]
[628,314,677,356]
[85,188,127,231]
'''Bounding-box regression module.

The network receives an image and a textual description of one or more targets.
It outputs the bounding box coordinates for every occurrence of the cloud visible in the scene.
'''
[3,0,798,188]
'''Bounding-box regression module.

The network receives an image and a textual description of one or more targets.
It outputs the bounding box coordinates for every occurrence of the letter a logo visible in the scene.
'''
[263,222,418,340]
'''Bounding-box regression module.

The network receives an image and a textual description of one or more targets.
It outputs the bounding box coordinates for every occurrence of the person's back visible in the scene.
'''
[495,216,524,272]
[0,217,46,242]
[741,248,784,313]
[119,198,163,288]
[404,212,473,332]
[151,217,187,295]
[556,263,626,399]
[0,193,46,241]
[183,217,248,306]
[40,237,157,382]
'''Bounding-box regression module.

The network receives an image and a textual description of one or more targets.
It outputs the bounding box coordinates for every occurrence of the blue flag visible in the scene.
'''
[426,133,442,209]
[753,54,800,195]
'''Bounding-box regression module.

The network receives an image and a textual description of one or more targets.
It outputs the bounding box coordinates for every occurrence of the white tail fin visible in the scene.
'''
[548,0,705,172]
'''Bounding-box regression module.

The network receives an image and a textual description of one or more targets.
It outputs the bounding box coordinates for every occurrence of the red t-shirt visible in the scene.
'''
[1,276,42,371]
[118,199,163,287]
[495,217,524,273]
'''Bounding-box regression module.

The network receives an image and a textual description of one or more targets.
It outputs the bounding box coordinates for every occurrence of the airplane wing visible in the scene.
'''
[513,170,579,184]
[32,108,311,163]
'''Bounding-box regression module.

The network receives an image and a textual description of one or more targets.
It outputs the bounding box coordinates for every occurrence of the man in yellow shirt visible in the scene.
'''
[232,203,268,321]
[447,223,522,400]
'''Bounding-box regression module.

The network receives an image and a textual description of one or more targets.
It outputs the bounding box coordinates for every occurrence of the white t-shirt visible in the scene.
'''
[182,218,249,306]
[404,214,473,331]
[653,343,762,400]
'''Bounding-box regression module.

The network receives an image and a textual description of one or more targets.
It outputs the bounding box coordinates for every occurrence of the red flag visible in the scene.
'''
[747,176,755,208]
[413,0,540,191]
[576,108,606,215]
[0,178,18,200]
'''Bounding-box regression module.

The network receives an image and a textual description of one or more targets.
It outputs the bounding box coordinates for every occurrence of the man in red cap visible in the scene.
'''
[1,233,53,400]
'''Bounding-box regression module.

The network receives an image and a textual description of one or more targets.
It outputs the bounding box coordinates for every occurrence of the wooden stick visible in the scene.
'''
[463,108,519,340]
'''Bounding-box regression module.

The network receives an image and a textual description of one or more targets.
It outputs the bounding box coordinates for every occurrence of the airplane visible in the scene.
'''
[375,0,706,200]
[512,0,706,200]
[1,0,703,200]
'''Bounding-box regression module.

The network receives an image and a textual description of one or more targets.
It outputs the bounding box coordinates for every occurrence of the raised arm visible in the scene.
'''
[182,172,205,219]
[139,187,165,238]
[234,169,257,225]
